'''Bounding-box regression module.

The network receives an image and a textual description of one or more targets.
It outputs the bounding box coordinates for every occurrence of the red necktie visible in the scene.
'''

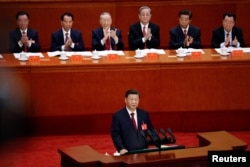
[226,33,230,47]
[183,29,187,38]
[22,31,28,52]
[130,113,137,130]
[65,33,70,51]
[143,26,147,48]
[105,37,111,50]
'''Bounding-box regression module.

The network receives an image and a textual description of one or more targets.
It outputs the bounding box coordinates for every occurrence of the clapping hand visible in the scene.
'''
[144,28,152,41]
[184,35,193,47]
[232,36,238,46]
[110,28,117,39]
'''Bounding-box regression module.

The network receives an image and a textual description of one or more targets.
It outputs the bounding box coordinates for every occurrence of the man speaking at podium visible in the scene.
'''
[111,89,154,155]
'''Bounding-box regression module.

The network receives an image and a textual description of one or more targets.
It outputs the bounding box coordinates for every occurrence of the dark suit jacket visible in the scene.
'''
[128,22,160,50]
[91,27,124,51]
[50,29,85,51]
[211,26,245,48]
[111,107,154,152]
[9,28,41,53]
[169,25,201,49]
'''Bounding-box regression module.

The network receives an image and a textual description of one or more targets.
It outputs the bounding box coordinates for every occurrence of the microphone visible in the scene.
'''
[167,128,176,143]
[147,129,161,148]
[159,128,171,143]
[140,130,150,143]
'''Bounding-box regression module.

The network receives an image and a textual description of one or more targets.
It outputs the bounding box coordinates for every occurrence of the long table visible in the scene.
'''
[1,49,250,134]
[58,131,247,167]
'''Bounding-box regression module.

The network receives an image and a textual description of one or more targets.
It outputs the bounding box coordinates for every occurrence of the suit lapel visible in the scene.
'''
[60,30,65,44]
[136,23,143,37]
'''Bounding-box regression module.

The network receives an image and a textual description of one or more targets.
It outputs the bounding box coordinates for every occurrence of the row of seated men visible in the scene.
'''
[9,6,245,53]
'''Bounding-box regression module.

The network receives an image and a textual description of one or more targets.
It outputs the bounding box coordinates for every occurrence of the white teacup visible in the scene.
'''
[92,50,99,57]
[20,52,27,59]
[60,52,67,59]
[135,49,142,56]
[220,47,228,54]
[177,48,185,54]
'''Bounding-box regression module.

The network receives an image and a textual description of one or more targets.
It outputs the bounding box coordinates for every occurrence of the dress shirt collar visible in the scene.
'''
[140,23,149,30]
[181,25,189,32]
[103,27,110,31]
[126,107,137,117]
[20,29,28,34]
[224,29,232,35]
[62,28,71,36]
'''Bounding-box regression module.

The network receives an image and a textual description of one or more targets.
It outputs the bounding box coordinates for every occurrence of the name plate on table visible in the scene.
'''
[29,56,40,63]
[231,50,243,57]
[107,53,118,60]
[191,51,202,58]
[146,52,158,59]
[70,55,82,62]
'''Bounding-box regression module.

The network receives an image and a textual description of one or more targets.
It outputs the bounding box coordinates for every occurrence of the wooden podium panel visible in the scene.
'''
[58,131,247,167]
[1,49,250,134]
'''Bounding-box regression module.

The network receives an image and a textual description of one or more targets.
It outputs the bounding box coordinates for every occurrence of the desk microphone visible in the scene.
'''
[167,128,176,143]
[140,130,150,143]
[147,129,161,148]
[159,128,171,143]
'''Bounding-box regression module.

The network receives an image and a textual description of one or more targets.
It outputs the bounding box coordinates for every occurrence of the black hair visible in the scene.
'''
[16,11,30,20]
[179,9,192,20]
[223,12,236,21]
[125,89,140,98]
[61,12,74,21]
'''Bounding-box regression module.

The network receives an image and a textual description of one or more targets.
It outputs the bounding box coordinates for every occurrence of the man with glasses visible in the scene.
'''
[128,6,160,50]
[9,11,40,53]
[211,12,245,48]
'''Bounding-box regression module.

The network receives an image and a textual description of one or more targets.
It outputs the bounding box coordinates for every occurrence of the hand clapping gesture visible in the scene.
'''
[144,28,152,41]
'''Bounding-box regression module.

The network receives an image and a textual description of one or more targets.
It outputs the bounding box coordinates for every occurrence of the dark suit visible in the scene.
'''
[50,29,85,51]
[211,26,245,48]
[92,27,124,51]
[111,107,154,152]
[9,28,40,53]
[169,25,201,49]
[128,22,160,50]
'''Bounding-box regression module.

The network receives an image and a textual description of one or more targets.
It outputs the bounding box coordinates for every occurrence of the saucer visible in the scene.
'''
[59,57,69,60]
[18,57,28,61]
[91,56,101,60]
[176,53,186,57]
[134,55,144,59]
[220,52,229,56]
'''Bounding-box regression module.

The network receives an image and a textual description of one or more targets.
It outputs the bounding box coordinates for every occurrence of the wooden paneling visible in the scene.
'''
[1,50,250,134]
[0,0,250,53]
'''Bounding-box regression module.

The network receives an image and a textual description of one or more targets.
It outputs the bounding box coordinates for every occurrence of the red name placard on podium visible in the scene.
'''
[29,56,40,63]
[107,53,118,60]
[191,51,202,59]
[231,50,243,57]
[146,52,158,60]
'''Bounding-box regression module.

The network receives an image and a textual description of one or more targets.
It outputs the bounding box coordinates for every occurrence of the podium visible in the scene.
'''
[58,131,247,167]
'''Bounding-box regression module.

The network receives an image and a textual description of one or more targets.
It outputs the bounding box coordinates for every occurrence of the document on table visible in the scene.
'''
[95,50,125,56]
[175,48,205,55]
[142,48,166,54]
[215,47,250,54]
[13,52,44,59]
[47,51,93,57]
